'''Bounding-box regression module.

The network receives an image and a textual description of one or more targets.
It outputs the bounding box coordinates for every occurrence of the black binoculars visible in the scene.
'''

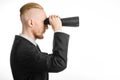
[44,16,79,27]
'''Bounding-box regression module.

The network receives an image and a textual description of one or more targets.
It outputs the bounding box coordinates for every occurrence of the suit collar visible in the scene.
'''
[19,34,37,46]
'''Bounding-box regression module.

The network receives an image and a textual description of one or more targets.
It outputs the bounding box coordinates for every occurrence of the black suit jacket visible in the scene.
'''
[10,32,69,80]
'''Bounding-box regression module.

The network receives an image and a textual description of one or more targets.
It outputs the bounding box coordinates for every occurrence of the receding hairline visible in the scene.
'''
[20,2,43,16]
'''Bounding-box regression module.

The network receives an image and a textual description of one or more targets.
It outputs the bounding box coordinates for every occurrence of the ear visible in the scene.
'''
[28,19,33,28]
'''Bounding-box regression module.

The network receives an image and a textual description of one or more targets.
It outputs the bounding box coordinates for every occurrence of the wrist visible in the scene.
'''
[53,26,62,32]
[54,29,62,32]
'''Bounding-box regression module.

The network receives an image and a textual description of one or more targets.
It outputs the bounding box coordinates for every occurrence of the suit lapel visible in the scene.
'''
[36,45,41,52]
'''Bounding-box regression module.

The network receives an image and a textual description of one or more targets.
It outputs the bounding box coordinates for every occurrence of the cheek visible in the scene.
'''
[35,21,45,33]
[39,22,45,30]
[37,24,44,33]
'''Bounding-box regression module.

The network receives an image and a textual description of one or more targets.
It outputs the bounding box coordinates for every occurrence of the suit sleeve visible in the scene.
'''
[47,32,69,72]
[17,32,69,73]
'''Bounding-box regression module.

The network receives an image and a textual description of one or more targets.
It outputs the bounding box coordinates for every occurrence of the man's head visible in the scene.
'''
[20,2,48,40]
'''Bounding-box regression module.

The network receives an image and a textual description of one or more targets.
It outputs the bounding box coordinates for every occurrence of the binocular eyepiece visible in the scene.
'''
[44,16,79,27]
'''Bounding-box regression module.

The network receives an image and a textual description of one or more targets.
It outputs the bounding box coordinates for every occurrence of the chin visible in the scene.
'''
[35,33,44,39]
[37,35,44,39]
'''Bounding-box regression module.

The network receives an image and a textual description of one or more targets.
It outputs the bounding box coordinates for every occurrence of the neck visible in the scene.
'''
[22,28,36,41]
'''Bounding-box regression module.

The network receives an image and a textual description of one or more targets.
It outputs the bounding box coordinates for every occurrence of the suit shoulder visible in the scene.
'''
[11,35,36,55]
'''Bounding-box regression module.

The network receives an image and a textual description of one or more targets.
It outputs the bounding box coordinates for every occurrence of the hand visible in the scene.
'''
[49,15,62,31]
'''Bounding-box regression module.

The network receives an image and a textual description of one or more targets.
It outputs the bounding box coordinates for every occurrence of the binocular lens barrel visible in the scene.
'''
[44,16,79,27]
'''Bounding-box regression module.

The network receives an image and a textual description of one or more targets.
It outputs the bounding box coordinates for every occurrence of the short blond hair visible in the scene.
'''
[20,2,43,16]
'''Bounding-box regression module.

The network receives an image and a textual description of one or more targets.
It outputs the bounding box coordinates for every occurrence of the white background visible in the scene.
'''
[0,0,120,80]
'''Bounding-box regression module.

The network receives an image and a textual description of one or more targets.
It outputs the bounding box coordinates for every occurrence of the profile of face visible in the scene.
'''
[29,8,48,39]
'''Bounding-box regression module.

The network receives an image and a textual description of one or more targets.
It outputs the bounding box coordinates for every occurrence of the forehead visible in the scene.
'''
[33,9,47,20]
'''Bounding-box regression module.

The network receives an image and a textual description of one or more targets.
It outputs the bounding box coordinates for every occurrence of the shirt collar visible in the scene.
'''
[19,34,37,46]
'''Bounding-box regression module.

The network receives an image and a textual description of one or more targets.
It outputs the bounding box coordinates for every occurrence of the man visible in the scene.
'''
[10,2,69,80]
